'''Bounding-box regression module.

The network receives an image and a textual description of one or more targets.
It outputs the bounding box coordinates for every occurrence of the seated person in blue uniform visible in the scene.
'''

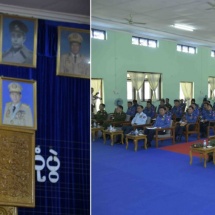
[200,103,215,137]
[143,101,156,119]
[200,98,208,110]
[165,98,172,110]
[171,99,183,122]
[199,102,208,119]
[126,101,136,119]
[179,99,186,111]
[191,103,199,116]
[132,99,139,113]
[121,105,147,137]
[157,99,165,114]
[191,98,199,109]
[174,106,198,142]
[165,105,172,117]
[144,106,171,147]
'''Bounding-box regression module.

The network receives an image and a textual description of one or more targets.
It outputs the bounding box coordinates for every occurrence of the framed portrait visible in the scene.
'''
[0,14,38,68]
[0,77,37,130]
[56,27,90,79]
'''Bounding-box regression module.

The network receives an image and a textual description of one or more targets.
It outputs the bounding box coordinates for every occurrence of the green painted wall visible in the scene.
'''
[92,30,215,112]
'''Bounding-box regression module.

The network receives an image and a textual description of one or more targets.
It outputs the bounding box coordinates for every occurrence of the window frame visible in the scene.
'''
[91,29,106,40]
[177,44,197,54]
[211,50,215,58]
[132,36,158,48]
[127,72,161,101]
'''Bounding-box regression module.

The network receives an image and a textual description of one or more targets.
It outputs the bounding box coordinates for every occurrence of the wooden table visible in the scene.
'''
[125,134,147,151]
[189,145,215,168]
[103,129,124,146]
[91,126,103,141]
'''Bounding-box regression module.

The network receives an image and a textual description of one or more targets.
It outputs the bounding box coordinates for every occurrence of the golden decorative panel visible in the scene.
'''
[0,206,17,215]
[0,127,35,207]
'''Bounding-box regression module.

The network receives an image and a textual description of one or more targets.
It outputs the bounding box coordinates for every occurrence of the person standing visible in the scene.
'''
[3,82,33,126]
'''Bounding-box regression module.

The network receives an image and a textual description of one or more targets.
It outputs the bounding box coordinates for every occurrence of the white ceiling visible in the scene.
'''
[0,0,90,24]
[92,0,215,48]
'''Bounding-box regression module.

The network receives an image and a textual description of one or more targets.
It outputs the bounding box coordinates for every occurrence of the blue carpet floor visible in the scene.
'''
[92,136,215,215]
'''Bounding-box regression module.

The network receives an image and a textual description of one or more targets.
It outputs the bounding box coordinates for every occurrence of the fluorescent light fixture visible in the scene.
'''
[172,24,194,32]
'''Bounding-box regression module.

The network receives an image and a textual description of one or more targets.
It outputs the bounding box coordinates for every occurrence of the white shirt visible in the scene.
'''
[131,112,147,125]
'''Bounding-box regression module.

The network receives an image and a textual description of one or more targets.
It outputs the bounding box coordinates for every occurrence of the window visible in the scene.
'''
[211,50,215,57]
[127,73,161,101]
[180,82,193,100]
[208,77,215,99]
[177,44,197,54]
[180,82,193,108]
[91,29,106,40]
[132,36,157,48]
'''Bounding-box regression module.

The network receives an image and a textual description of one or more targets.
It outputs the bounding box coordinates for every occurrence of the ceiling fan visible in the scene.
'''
[206,1,215,10]
[124,14,146,25]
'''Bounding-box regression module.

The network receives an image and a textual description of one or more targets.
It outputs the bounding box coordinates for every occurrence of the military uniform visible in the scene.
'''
[3,20,33,64]
[3,82,33,127]
[60,53,90,76]
[200,110,215,137]
[60,32,90,77]
[3,45,33,64]
[3,102,33,126]
[95,110,108,125]
[175,113,197,139]
[103,111,126,129]
[144,114,171,146]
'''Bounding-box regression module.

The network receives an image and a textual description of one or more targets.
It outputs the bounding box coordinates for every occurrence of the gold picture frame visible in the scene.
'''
[0,127,35,207]
[0,14,38,68]
[56,26,90,79]
[0,77,37,130]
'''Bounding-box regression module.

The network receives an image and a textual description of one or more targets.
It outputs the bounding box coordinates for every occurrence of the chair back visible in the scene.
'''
[125,114,131,121]
[146,117,151,124]
[166,120,173,135]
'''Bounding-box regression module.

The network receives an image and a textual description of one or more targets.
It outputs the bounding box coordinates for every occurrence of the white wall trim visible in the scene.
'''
[0,3,89,24]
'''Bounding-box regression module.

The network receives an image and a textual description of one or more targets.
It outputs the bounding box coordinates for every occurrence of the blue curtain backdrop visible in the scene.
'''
[0,19,90,214]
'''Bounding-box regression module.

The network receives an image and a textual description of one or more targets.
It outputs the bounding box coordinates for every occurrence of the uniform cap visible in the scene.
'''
[8,82,22,93]
[9,20,28,34]
[68,33,83,44]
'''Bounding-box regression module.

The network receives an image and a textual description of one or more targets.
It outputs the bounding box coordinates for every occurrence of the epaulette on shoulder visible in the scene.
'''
[22,103,30,108]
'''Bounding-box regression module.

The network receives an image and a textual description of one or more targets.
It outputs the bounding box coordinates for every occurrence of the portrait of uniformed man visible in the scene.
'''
[60,32,90,77]
[2,20,33,64]
[3,82,33,127]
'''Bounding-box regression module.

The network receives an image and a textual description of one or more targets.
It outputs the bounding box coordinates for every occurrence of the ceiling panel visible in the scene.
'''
[92,0,215,47]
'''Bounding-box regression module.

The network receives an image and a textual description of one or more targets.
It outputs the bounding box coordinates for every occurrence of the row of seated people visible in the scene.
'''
[92,100,215,147]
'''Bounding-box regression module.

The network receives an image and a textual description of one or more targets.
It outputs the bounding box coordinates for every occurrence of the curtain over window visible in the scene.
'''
[128,72,146,103]
[209,77,215,99]
[148,74,160,101]
[181,82,192,107]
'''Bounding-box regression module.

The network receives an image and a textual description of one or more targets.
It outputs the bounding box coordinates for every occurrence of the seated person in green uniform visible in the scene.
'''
[94,103,108,125]
[103,105,126,129]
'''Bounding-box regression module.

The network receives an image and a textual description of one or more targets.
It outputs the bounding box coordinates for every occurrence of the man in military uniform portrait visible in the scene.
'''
[2,20,33,64]
[60,32,90,77]
[3,82,33,127]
